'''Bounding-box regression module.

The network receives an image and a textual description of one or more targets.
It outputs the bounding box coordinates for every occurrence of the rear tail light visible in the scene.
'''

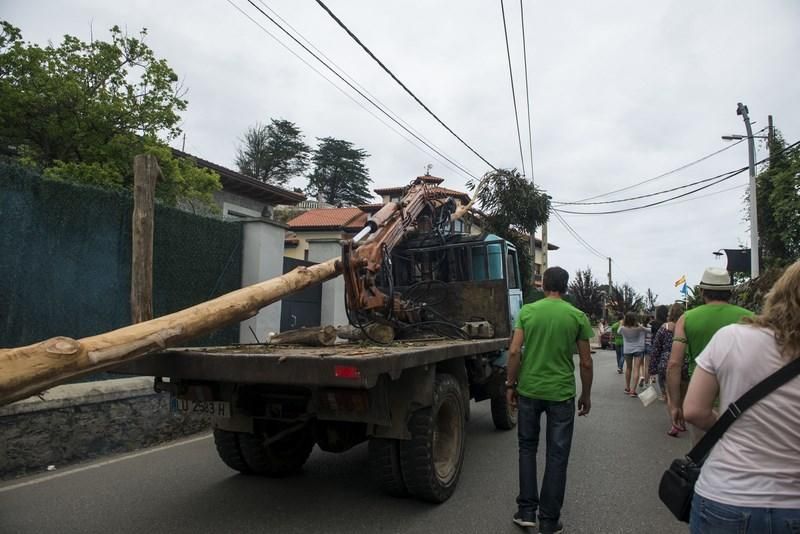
[334,365,361,379]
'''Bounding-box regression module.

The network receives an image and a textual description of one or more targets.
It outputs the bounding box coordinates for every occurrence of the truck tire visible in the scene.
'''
[237,422,315,477]
[490,390,517,431]
[399,374,465,503]
[368,438,408,497]
[213,428,252,474]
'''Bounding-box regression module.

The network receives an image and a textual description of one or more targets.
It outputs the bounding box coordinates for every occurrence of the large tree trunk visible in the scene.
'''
[0,258,342,407]
[269,326,338,346]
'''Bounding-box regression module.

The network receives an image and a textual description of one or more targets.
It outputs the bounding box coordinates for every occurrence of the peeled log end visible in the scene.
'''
[0,337,90,405]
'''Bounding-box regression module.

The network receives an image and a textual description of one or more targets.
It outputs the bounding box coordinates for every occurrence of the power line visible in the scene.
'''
[562,131,764,204]
[554,167,745,215]
[554,139,800,215]
[499,0,526,176]
[238,0,481,181]
[553,167,745,206]
[314,0,498,170]
[253,0,478,181]
[519,0,535,184]
[551,210,606,260]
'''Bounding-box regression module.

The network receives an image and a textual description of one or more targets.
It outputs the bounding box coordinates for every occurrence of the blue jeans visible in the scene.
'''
[615,344,624,370]
[691,494,800,533]
[516,395,575,524]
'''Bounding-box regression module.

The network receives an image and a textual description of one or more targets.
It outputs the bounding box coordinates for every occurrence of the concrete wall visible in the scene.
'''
[284,229,345,261]
[213,190,271,219]
[239,218,287,341]
[0,378,210,480]
[307,238,348,327]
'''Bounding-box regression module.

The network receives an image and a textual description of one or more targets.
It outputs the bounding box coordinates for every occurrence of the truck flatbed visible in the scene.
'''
[116,338,509,388]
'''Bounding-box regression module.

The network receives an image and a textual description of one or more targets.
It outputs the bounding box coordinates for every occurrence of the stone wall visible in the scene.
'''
[0,378,210,481]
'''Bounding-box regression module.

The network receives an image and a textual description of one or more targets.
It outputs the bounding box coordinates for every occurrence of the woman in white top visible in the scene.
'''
[618,312,649,397]
[684,261,800,533]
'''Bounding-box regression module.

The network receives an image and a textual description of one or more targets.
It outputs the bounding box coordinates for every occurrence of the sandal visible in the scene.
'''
[667,425,680,437]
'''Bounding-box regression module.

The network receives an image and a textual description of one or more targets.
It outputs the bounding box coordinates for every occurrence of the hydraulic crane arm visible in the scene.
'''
[342,177,458,324]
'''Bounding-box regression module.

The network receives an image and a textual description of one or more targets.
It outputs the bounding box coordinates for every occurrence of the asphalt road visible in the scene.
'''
[0,350,689,534]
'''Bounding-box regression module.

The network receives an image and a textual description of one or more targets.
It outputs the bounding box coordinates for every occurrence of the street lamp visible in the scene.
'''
[721,103,760,278]
[712,249,724,260]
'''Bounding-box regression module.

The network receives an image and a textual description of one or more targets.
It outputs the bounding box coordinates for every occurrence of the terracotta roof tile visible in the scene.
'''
[287,207,365,230]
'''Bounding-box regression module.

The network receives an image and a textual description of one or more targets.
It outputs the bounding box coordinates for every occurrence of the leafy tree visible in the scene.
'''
[645,288,659,311]
[569,268,604,321]
[609,283,644,316]
[466,168,550,300]
[0,21,220,207]
[235,119,310,185]
[750,129,800,268]
[306,137,371,206]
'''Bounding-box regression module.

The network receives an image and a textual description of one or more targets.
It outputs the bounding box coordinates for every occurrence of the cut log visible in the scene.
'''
[269,326,337,347]
[336,323,395,344]
[0,258,343,407]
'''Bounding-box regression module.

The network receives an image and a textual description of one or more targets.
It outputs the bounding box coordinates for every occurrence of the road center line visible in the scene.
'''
[0,433,212,493]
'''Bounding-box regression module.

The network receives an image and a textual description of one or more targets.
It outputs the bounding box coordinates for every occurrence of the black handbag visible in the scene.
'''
[658,356,800,523]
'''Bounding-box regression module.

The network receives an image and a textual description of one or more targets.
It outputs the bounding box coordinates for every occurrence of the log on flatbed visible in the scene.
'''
[269,326,338,346]
[0,258,343,407]
[336,324,395,344]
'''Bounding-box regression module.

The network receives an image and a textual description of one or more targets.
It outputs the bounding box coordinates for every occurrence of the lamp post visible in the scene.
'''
[721,103,765,278]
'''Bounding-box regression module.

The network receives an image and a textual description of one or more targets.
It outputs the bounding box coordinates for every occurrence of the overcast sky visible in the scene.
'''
[6,0,800,303]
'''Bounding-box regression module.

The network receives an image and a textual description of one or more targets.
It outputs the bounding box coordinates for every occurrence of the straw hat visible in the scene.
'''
[697,267,733,290]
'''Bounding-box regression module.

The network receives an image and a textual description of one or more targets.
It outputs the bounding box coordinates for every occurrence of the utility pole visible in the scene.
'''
[768,114,774,149]
[607,257,613,319]
[737,102,759,278]
[541,221,548,272]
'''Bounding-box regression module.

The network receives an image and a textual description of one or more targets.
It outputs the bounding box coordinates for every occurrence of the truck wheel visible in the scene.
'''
[213,428,252,474]
[237,422,315,477]
[490,389,517,431]
[399,374,465,503]
[368,438,408,497]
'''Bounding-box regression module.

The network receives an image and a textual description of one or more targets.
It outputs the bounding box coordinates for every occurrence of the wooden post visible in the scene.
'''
[131,154,160,324]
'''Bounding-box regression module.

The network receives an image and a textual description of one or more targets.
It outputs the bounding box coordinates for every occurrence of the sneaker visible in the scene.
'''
[616,368,623,374]
[512,512,536,528]
[539,520,564,533]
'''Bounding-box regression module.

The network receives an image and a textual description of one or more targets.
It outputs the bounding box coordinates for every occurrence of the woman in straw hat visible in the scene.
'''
[683,261,800,532]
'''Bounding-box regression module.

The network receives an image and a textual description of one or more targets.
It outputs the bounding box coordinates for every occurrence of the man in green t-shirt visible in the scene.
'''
[667,267,753,438]
[506,266,594,533]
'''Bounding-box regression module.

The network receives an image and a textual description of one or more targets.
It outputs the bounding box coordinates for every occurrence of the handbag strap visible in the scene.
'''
[687,355,800,464]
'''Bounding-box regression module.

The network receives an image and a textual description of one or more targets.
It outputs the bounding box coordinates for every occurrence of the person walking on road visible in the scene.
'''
[683,261,800,533]
[610,315,624,373]
[666,267,753,442]
[506,266,594,533]
[619,312,648,396]
[648,303,685,436]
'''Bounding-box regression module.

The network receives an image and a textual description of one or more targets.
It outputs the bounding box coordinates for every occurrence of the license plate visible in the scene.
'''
[171,398,230,418]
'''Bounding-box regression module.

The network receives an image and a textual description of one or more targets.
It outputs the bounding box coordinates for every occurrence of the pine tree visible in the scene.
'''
[306,137,372,206]
[235,119,310,185]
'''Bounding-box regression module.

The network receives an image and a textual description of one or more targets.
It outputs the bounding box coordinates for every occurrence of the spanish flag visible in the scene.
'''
[674,275,686,287]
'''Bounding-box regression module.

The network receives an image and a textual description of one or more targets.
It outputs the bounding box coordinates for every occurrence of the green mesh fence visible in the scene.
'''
[0,162,242,367]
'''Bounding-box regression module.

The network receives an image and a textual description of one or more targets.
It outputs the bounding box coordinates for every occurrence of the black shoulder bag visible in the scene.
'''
[658,356,800,523]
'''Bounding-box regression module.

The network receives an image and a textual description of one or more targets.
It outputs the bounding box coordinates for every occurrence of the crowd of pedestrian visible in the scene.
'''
[507,264,799,533]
